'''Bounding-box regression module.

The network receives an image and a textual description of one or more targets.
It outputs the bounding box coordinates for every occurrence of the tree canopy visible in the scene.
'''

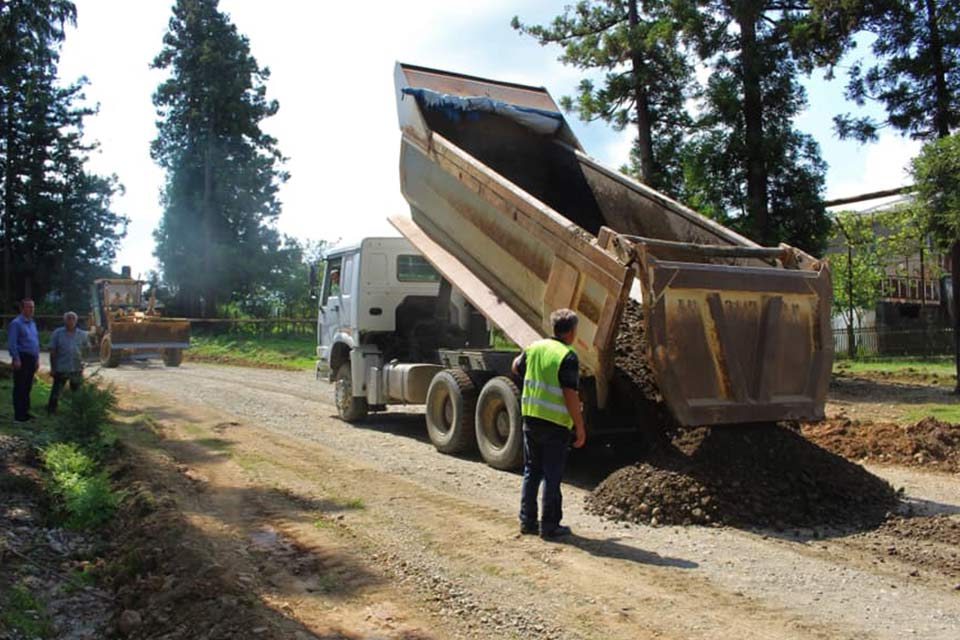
[0,0,126,312]
[512,1,693,195]
[151,0,289,317]
[817,0,959,142]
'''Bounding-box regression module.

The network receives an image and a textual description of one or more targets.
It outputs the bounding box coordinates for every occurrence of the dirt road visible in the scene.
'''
[100,363,960,639]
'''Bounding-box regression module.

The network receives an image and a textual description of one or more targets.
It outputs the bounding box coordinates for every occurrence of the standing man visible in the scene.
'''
[7,299,40,423]
[513,308,587,539]
[47,311,87,414]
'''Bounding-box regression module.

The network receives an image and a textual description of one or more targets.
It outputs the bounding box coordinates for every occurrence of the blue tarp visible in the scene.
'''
[402,87,564,136]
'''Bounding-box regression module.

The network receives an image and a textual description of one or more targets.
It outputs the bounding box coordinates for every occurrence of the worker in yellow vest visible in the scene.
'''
[512,308,587,539]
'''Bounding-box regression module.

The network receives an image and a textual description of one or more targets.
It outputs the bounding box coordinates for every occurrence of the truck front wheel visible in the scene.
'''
[425,369,477,454]
[335,362,368,422]
[475,376,523,470]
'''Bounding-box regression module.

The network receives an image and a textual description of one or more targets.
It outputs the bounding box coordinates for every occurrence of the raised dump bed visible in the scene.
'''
[393,63,832,426]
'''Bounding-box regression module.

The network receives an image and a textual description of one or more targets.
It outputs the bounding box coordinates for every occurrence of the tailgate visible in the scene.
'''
[637,249,832,426]
[109,319,190,349]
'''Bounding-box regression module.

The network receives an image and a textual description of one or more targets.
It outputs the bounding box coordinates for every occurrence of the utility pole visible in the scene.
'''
[835,218,856,359]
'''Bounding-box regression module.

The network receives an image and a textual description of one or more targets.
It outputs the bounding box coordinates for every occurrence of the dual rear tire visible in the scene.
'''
[425,370,524,470]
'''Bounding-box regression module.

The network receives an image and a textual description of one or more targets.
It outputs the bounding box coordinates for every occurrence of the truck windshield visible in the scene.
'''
[397,255,439,282]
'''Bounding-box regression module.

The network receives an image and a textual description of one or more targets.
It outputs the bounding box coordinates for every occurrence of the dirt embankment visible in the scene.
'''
[803,416,960,473]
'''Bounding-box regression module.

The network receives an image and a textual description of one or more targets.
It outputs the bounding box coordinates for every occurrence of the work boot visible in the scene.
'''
[540,524,572,539]
[519,521,539,536]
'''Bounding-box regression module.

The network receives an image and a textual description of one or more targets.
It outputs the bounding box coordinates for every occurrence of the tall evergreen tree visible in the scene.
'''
[0,0,126,310]
[512,1,694,195]
[818,0,959,142]
[678,2,831,254]
[152,0,288,317]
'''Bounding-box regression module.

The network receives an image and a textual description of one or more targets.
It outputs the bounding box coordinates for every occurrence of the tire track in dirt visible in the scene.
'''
[103,364,960,639]
[119,383,877,640]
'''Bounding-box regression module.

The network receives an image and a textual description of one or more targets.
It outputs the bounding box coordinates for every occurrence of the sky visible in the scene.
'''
[56,0,922,278]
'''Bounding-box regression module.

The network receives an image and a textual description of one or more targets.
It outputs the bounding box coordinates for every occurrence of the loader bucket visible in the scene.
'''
[108,318,190,349]
[636,248,832,426]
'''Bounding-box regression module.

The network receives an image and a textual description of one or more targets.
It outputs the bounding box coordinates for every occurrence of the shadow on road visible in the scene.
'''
[550,533,699,569]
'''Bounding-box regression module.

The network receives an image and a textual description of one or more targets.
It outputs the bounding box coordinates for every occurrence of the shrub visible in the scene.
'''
[42,442,118,529]
[56,381,117,448]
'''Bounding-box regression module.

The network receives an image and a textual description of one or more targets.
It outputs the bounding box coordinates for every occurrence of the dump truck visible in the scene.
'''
[316,63,832,470]
[89,268,190,368]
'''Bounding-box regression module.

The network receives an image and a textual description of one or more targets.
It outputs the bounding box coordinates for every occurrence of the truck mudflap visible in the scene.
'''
[108,319,191,350]
[634,244,832,426]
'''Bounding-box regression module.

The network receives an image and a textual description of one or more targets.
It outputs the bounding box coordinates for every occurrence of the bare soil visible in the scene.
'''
[803,416,960,473]
[92,363,960,639]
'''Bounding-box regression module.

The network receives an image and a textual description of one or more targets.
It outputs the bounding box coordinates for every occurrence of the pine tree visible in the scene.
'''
[819,0,959,142]
[679,2,831,254]
[151,0,289,317]
[512,1,693,195]
[0,0,125,309]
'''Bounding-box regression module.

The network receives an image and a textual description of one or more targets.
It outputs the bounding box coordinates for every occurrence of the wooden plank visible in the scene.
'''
[389,214,542,348]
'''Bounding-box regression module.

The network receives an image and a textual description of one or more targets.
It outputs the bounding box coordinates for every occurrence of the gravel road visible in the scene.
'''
[101,362,960,639]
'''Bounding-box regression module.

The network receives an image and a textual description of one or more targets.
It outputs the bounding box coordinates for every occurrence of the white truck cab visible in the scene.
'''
[316,237,527,469]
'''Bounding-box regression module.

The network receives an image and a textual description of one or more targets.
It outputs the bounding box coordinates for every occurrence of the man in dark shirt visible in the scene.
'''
[7,299,40,423]
[512,308,586,539]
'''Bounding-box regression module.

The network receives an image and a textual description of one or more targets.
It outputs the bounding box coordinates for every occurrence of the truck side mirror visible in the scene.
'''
[308,264,318,300]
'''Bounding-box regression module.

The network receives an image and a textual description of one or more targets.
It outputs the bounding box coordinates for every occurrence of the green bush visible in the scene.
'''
[55,381,117,448]
[0,584,53,637]
[42,442,118,529]
[42,442,96,478]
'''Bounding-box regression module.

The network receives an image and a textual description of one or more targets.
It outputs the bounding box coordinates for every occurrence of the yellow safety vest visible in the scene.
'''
[520,339,574,429]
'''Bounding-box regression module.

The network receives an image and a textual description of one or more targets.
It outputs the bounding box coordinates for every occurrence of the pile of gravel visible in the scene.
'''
[586,424,900,529]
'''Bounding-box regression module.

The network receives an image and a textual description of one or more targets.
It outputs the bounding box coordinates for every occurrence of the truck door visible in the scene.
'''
[319,256,343,356]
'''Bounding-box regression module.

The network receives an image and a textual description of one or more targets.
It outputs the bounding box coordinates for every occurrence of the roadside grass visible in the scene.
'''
[0,373,120,530]
[0,374,52,434]
[900,403,960,424]
[833,358,956,380]
[186,333,315,370]
[334,496,365,510]
[0,584,53,638]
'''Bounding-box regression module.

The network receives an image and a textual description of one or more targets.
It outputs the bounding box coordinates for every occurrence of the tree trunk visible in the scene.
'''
[2,97,15,309]
[924,0,951,139]
[735,3,770,244]
[847,242,856,358]
[202,134,214,318]
[627,0,655,186]
[952,239,960,393]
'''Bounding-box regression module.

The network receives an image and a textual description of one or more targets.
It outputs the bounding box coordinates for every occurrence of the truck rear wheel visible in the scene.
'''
[425,369,477,454]
[100,335,120,368]
[475,376,523,470]
[335,362,368,422]
[162,348,183,367]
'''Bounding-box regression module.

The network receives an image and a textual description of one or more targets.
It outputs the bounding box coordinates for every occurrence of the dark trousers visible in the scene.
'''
[519,419,572,530]
[12,353,37,421]
[47,372,82,414]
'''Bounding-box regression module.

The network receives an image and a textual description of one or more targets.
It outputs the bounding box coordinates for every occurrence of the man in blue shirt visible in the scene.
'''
[7,299,40,422]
